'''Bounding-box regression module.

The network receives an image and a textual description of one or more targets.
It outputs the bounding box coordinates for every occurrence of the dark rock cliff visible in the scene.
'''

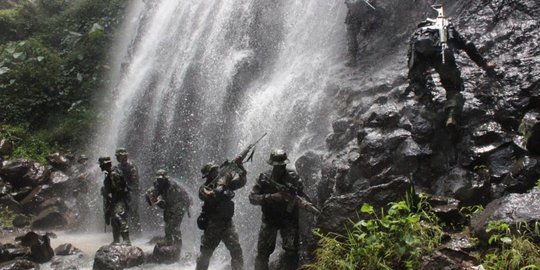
[306,0,540,240]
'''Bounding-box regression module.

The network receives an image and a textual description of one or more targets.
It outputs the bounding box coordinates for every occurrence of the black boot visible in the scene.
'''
[111,229,120,245]
[121,232,131,246]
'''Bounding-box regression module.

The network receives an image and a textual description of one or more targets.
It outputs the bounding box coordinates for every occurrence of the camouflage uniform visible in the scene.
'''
[100,157,131,245]
[145,170,192,250]
[407,22,495,126]
[195,163,246,270]
[116,148,141,234]
[249,150,308,270]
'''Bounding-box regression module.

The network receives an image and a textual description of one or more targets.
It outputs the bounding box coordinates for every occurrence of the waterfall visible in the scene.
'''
[92,0,346,265]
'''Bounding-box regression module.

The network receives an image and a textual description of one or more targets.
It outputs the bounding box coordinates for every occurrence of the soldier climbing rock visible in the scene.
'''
[405,5,496,127]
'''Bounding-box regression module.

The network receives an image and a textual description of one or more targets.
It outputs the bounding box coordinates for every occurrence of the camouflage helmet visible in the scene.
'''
[98,156,112,165]
[201,162,219,178]
[267,149,289,166]
[156,169,168,179]
[115,148,128,156]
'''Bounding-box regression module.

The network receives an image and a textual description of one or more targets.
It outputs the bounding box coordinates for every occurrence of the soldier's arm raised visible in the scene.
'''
[449,25,494,71]
[228,164,247,190]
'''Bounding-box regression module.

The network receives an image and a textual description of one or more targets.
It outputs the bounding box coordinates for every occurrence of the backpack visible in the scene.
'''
[412,27,441,55]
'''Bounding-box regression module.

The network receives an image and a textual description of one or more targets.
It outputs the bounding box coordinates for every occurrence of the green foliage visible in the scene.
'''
[0,0,127,150]
[0,124,53,162]
[0,206,17,228]
[309,194,443,270]
[482,221,540,270]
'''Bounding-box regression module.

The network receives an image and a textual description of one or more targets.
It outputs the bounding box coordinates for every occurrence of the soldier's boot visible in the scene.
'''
[121,232,131,246]
[254,255,269,270]
[280,250,299,270]
[195,248,213,270]
[111,229,121,245]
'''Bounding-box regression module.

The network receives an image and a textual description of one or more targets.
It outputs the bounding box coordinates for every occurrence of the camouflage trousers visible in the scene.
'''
[195,219,243,270]
[408,53,465,121]
[111,201,129,242]
[254,220,299,270]
[164,209,184,248]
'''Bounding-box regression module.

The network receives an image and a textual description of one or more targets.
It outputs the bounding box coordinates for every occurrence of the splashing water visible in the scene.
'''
[89,0,347,267]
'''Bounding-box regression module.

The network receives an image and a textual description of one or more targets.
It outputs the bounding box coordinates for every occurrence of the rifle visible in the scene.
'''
[269,177,320,215]
[426,4,450,63]
[100,186,111,232]
[205,133,268,193]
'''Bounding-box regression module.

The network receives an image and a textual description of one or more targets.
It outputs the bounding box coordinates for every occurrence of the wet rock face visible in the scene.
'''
[471,188,540,242]
[93,245,144,270]
[0,259,39,270]
[317,177,411,234]
[54,244,81,256]
[0,160,50,189]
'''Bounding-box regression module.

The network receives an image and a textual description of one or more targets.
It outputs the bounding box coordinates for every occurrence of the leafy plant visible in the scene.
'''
[0,206,17,228]
[308,193,443,270]
[482,221,540,270]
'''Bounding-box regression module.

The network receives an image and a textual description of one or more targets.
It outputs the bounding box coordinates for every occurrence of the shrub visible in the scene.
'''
[309,193,443,270]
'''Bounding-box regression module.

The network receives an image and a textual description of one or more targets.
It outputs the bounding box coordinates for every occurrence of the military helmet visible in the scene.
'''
[115,148,128,156]
[267,149,289,166]
[98,156,112,165]
[201,162,219,178]
[156,169,168,179]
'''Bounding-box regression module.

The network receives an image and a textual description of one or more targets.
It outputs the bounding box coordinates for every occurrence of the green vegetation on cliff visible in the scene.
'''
[0,0,126,160]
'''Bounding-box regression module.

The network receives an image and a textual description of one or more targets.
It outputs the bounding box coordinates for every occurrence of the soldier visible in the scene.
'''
[145,169,192,251]
[406,5,496,127]
[115,148,141,235]
[195,161,246,270]
[344,0,378,66]
[249,149,312,270]
[99,156,131,245]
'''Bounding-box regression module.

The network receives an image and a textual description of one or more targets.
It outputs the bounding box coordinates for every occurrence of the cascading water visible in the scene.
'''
[88,0,346,268]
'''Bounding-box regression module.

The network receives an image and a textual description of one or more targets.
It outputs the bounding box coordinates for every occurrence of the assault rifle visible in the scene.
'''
[270,178,320,215]
[204,133,268,194]
[100,186,111,233]
[426,4,450,63]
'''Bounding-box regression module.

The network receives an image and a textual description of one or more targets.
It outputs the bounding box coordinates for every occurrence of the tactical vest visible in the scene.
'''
[412,27,441,55]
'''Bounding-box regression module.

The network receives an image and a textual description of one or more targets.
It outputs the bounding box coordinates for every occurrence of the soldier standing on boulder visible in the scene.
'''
[195,160,246,270]
[405,5,496,127]
[145,169,192,251]
[99,156,131,245]
[249,149,314,270]
[115,148,141,235]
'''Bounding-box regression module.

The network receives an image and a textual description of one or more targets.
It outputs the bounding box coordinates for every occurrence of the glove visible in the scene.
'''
[484,61,498,78]
[270,191,292,202]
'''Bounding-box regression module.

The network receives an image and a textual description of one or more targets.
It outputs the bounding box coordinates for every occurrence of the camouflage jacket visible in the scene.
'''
[102,167,129,204]
[198,166,246,221]
[118,161,140,192]
[146,180,192,215]
[249,169,306,223]
[408,23,489,69]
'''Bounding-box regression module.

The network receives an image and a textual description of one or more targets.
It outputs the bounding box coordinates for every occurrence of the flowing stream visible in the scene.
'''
[82,0,346,268]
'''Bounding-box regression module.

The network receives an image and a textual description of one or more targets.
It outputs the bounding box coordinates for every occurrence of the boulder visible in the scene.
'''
[151,243,180,264]
[93,245,144,270]
[54,244,81,256]
[46,153,69,171]
[317,177,411,234]
[0,195,21,213]
[471,188,540,243]
[31,207,68,230]
[11,215,30,228]
[16,232,54,263]
[500,156,540,194]
[49,172,70,188]
[358,128,410,178]
[0,182,13,197]
[0,259,39,270]
[0,160,49,189]
[433,167,491,206]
